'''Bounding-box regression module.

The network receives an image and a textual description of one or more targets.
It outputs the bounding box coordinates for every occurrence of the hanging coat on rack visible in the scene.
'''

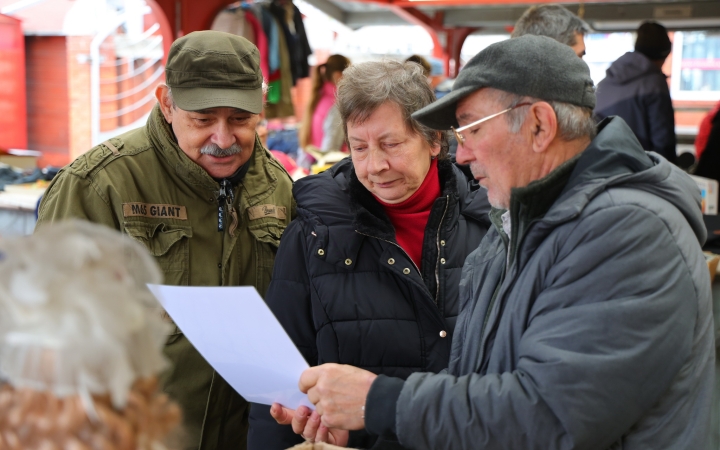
[265,13,295,119]
[243,8,270,81]
[256,4,281,74]
[291,3,312,79]
[269,0,311,85]
[211,7,256,43]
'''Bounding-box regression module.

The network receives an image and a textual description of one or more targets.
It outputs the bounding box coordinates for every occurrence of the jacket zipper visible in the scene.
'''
[355,194,450,306]
[217,179,235,231]
[477,217,539,367]
[216,180,234,284]
[472,215,510,368]
[434,195,450,305]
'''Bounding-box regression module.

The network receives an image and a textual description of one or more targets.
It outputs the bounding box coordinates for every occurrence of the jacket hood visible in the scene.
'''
[548,117,705,244]
[603,51,665,85]
[292,158,356,227]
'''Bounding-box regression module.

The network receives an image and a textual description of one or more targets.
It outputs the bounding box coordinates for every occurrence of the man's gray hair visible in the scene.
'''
[336,60,448,159]
[166,87,177,109]
[495,90,596,141]
[512,4,591,47]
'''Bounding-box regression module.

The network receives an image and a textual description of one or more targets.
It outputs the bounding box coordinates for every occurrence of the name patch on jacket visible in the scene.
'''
[247,204,287,220]
[122,202,188,220]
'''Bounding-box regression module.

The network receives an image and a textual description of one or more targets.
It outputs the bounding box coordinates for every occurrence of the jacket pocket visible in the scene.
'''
[124,221,193,286]
[249,222,285,296]
[249,222,284,247]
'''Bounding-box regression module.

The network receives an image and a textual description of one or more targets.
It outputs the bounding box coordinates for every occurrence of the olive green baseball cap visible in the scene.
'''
[165,31,263,114]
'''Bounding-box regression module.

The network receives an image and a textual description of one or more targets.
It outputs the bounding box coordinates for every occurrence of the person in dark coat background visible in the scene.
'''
[249,60,491,449]
[595,21,677,164]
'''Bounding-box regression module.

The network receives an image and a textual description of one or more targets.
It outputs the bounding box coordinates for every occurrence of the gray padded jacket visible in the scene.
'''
[366,117,715,450]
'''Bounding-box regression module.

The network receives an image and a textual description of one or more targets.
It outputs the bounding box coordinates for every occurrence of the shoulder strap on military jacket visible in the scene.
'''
[68,131,151,179]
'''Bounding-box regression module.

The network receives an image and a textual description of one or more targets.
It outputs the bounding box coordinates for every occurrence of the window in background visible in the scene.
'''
[460,34,509,69]
[583,32,635,86]
[671,31,720,101]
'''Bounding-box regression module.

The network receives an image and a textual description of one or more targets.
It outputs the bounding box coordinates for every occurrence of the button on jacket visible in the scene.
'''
[36,105,295,450]
[248,157,490,449]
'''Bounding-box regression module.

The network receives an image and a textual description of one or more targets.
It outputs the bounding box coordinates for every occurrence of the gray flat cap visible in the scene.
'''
[413,35,596,130]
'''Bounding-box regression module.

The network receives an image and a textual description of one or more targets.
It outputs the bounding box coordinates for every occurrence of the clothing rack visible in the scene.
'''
[211,0,312,119]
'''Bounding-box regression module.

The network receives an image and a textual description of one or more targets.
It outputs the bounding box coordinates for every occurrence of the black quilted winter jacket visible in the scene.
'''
[248,157,490,450]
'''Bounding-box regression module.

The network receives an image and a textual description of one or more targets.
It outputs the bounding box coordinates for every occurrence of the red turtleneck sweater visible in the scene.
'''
[375,159,440,270]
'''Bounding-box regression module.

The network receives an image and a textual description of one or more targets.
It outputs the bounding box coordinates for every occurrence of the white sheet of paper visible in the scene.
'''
[148,284,313,410]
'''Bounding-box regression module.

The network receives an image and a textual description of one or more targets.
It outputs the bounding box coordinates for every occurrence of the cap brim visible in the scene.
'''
[412,85,480,130]
[171,87,263,114]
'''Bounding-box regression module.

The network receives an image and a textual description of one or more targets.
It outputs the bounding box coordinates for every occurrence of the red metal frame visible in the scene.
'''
[0,13,27,150]
[352,0,617,7]
[146,0,175,64]
[386,6,477,77]
[153,0,239,38]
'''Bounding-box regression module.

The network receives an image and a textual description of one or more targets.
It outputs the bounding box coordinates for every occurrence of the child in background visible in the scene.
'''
[298,54,351,153]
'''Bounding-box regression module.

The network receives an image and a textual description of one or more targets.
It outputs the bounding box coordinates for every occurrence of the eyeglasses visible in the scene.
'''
[451,102,532,145]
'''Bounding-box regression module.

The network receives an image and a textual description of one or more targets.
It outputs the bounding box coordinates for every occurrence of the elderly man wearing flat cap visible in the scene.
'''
[273,35,714,449]
[37,31,294,450]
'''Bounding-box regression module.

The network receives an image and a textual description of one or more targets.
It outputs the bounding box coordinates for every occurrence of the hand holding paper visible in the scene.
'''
[299,363,376,431]
[270,403,350,446]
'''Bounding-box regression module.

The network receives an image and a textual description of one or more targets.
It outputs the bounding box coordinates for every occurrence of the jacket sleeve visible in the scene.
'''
[36,169,119,229]
[645,81,677,164]
[248,217,314,450]
[383,204,701,450]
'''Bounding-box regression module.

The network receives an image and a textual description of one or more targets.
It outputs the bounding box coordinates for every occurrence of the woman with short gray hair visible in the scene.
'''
[336,60,448,160]
[247,60,490,449]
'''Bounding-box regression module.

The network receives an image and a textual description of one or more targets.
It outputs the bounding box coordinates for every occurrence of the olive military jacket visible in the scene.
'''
[36,105,295,450]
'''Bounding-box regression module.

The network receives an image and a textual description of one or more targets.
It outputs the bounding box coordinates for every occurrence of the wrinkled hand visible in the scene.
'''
[270,403,349,446]
[299,363,377,431]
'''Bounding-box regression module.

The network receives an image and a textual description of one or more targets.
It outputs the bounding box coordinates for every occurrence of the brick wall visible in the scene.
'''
[0,16,27,150]
[25,36,69,167]
[67,35,92,161]
[99,36,118,133]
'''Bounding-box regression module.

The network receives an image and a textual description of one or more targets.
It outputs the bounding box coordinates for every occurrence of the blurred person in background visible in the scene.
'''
[693,101,720,182]
[511,3,590,58]
[299,54,351,153]
[595,21,677,164]
[256,60,491,449]
[405,54,432,78]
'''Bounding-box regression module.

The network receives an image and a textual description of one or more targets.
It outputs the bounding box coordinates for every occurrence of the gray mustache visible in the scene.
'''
[200,143,242,157]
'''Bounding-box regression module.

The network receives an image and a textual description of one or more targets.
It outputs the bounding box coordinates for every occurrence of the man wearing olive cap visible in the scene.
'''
[37,31,295,450]
[273,35,713,449]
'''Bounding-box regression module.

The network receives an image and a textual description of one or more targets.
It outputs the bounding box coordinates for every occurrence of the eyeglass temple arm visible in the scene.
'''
[453,107,513,132]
